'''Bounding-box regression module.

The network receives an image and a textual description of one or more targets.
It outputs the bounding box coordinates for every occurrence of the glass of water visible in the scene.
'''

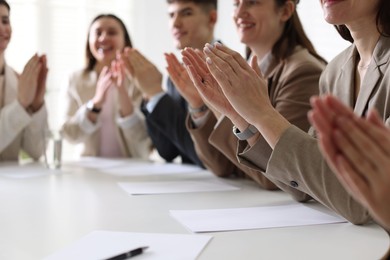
[43,129,62,169]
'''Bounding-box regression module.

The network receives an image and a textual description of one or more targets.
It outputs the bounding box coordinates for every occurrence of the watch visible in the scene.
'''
[232,124,258,140]
[86,100,101,113]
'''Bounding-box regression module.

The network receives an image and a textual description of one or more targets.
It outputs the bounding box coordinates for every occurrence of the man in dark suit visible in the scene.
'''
[123,0,217,167]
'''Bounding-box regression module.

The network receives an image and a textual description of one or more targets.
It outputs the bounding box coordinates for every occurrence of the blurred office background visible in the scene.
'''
[5,0,350,159]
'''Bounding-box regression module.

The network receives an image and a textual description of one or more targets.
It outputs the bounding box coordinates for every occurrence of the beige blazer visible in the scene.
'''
[0,64,48,161]
[238,36,390,224]
[60,69,151,158]
[188,46,325,189]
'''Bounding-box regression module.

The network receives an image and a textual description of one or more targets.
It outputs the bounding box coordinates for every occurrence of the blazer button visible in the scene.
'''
[290,181,298,188]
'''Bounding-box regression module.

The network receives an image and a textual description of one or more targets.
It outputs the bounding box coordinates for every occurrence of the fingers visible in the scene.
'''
[182,48,209,79]
[332,124,378,176]
[250,55,263,77]
[213,42,252,72]
[366,109,386,128]
[127,49,153,74]
[324,95,355,118]
[122,48,134,76]
[334,155,371,206]
[165,53,183,83]
[309,96,335,138]
[203,44,238,87]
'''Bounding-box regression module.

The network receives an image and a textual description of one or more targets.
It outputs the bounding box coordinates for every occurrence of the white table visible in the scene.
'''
[0,160,388,260]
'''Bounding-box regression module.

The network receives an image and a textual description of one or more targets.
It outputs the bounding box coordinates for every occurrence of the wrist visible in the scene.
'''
[87,100,102,113]
[145,87,163,100]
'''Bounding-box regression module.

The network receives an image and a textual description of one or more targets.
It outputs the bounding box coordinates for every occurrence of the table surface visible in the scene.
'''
[0,159,388,260]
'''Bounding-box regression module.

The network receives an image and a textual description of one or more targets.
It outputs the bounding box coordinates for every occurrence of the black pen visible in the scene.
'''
[104,246,149,260]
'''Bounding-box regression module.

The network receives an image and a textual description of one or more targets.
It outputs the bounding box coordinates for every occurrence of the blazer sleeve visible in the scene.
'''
[21,104,49,160]
[0,100,32,153]
[142,93,204,167]
[195,58,323,191]
[188,113,278,190]
[0,100,48,160]
[116,86,152,159]
[260,126,371,224]
[60,74,100,144]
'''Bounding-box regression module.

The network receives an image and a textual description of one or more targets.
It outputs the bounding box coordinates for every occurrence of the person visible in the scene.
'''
[0,0,49,161]
[60,14,151,158]
[174,0,325,189]
[122,0,218,167]
[182,0,390,224]
[309,95,390,259]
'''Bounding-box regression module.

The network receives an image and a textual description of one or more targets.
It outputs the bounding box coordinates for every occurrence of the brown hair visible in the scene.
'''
[0,0,10,11]
[84,14,132,72]
[335,0,390,42]
[246,0,326,63]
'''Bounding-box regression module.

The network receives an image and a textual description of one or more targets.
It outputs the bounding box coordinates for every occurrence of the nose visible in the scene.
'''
[233,2,247,20]
[98,31,108,42]
[171,14,182,28]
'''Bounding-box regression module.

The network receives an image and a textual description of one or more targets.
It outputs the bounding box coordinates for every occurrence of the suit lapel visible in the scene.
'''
[355,36,390,116]
[334,49,355,108]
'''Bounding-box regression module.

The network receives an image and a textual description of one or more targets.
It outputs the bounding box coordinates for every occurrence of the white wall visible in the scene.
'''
[127,0,351,72]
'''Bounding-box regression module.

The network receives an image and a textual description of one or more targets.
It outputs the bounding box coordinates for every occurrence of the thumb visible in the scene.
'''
[250,55,263,78]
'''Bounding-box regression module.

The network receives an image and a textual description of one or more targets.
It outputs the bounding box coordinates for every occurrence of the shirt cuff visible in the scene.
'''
[145,92,166,113]
[77,104,101,134]
[191,111,210,128]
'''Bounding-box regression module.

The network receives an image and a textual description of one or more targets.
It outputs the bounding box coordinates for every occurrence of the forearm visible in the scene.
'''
[0,100,32,152]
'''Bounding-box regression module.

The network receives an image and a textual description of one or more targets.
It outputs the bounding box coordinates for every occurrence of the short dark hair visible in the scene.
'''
[336,0,390,42]
[0,0,10,11]
[84,14,132,72]
[166,0,217,12]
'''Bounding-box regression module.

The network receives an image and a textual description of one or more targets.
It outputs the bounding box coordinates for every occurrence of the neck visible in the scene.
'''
[94,60,111,74]
[249,44,273,62]
[193,35,215,50]
[247,26,283,62]
[348,17,381,67]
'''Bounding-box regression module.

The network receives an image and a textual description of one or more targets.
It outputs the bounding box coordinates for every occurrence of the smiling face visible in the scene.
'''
[233,0,288,50]
[168,2,216,50]
[0,4,11,54]
[88,17,126,64]
[320,0,379,26]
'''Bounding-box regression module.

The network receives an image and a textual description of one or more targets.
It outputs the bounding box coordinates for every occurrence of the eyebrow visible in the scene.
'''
[168,7,194,16]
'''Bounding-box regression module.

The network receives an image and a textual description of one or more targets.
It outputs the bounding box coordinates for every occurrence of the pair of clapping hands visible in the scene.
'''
[17,54,48,113]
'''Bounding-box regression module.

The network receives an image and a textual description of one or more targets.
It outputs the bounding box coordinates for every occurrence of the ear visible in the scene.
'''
[208,9,217,27]
[280,0,295,23]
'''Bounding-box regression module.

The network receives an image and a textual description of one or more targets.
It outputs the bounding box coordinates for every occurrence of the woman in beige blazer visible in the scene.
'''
[0,0,49,161]
[311,95,390,231]
[61,14,151,159]
[181,0,390,224]
[168,0,325,190]
[310,95,390,259]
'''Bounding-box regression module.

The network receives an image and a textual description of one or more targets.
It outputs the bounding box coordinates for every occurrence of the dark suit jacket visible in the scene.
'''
[238,36,390,225]
[141,78,204,167]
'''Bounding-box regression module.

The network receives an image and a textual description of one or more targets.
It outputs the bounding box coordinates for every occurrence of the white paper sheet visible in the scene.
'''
[65,157,129,169]
[118,179,240,195]
[101,162,203,176]
[170,203,347,233]
[43,230,212,260]
[0,163,54,178]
